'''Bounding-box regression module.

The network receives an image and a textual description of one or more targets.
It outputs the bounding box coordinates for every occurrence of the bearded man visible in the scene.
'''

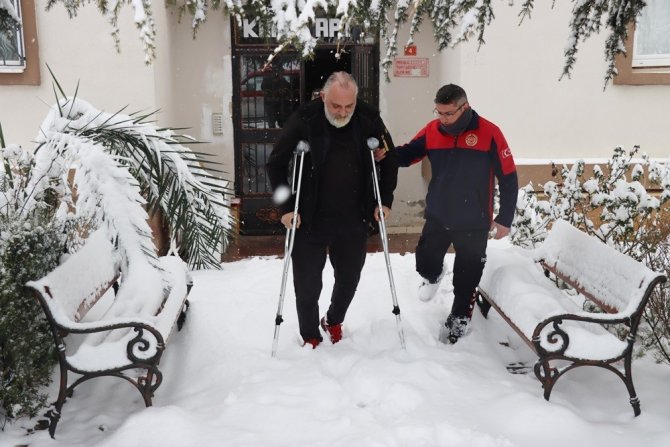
[267,71,398,348]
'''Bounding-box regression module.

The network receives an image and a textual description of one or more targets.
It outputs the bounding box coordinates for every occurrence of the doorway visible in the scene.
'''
[232,43,379,235]
[303,48,351,100]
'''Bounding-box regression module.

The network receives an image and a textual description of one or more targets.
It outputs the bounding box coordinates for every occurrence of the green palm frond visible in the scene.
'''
[39,71,233,270]
[75,112,232,269]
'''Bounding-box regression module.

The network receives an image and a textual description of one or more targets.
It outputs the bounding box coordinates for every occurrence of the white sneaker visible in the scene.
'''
[418,279,440,302]
[417,269,446,302]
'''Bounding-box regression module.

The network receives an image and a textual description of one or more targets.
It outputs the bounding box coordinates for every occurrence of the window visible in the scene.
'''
[614,0,670,85]
[0,0,26,72]
[0,0,39,85]
[632,0,670,68]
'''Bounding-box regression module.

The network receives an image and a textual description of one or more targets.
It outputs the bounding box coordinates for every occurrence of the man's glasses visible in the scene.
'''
[433,102,466,118]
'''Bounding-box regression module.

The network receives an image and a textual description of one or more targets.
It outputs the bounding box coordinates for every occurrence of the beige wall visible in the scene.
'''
[379,26,441,230]
[438,2,670,159]
[0,4,235,184]
[153,10,234,172]
[0,2,156,148]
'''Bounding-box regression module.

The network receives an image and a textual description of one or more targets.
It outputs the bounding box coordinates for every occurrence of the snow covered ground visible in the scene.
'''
[3,247,670,446]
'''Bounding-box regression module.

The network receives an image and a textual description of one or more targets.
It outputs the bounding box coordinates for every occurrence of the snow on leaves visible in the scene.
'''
[29,0,649,85]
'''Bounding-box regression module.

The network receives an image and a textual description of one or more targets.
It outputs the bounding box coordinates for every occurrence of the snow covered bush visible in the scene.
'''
[511,146,669,255]
[0,218,64,423]
[637,219,670,364]
[0,136,66,423]
[511,146,670,364]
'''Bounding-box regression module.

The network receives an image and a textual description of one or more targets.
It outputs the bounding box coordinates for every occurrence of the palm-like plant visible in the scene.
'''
[0,73,231,425]
[24,71,232,270]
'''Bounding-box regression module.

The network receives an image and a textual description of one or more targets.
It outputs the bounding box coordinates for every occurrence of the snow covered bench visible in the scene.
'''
[477,219,666,416]
[25,229,192,437]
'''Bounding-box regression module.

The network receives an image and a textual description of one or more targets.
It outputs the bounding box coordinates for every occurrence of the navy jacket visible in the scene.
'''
[397,111,518,230]
[267,99,398,230]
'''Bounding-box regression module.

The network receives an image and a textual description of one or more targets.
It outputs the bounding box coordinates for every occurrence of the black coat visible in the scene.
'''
[267,99,399,231]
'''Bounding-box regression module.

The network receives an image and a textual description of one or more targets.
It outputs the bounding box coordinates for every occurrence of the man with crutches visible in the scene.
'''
[267,71,398,350]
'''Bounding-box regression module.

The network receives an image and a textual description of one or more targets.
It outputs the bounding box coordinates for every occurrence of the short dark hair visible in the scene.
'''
[434,84,467,105]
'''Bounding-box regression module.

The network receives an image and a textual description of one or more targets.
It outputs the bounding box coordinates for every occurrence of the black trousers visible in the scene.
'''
[415,217,488,318]
[291,221,368,340]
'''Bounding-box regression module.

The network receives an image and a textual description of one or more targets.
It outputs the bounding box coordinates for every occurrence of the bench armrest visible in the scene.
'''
[56,317,166,368]
[56,317,163,339]
[531,312,633,358]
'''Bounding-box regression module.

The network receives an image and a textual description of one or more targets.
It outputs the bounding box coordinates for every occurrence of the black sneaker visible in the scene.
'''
[438,314,471,344]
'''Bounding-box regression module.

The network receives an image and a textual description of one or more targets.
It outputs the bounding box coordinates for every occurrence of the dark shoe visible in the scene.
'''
[438,314,471,344]
[303,338,320,349]
[320,316,343,344]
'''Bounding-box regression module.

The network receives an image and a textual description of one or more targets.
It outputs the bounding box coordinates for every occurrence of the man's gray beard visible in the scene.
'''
[324,107,353,128]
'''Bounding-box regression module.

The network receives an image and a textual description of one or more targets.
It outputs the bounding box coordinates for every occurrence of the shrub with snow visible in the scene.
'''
[0,139,65,423]
[0,218,64,422]
[511,146,670,364]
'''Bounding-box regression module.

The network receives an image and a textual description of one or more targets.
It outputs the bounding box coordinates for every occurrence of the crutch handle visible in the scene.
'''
[296,140,311,153]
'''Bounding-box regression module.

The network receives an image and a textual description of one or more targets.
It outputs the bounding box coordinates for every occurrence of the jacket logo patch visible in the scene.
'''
[465,133,478,146]
[502,147,512,158]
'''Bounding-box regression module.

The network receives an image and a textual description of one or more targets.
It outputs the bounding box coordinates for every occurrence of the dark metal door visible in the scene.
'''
[232,52,302,234]
[352,45,379,108]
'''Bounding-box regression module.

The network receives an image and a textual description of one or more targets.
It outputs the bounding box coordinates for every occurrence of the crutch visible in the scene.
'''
[367,137,407,350]
[272,140,310,357]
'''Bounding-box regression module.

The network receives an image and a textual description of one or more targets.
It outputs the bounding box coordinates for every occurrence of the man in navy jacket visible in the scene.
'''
[395,84,518,343]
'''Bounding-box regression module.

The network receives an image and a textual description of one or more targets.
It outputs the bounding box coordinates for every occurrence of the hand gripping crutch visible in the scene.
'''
[272,140,310,357]
[367,137,406,350]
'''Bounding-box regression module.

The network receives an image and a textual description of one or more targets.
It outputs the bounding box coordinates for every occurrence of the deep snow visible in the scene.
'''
[3,245,670,446]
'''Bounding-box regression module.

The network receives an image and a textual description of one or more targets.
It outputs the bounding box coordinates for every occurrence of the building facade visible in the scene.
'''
[1,1,669,234]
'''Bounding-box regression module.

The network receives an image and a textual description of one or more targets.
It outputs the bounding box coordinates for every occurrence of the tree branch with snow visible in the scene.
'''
[26,0,649,86]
